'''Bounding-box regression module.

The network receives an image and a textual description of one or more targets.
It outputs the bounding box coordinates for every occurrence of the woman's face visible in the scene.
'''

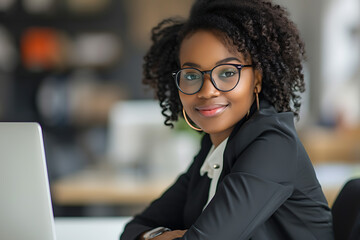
[178,30,262,146]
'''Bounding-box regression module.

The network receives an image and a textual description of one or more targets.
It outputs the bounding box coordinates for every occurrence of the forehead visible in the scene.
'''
[179,30,247,66]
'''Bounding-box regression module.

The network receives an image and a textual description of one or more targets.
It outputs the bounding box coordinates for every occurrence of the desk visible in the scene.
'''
[52,162,360,208]
[52,163,177,205]
[55,217,131,240]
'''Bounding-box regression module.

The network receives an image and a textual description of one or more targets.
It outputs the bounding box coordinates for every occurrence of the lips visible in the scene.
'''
[195,104,228,117]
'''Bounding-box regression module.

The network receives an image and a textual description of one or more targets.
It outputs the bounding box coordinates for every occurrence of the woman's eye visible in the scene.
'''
[219,70,236,78]
[184,73,200,81]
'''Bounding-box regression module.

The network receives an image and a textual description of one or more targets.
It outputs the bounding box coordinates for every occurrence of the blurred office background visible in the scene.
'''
[0,0,359,217]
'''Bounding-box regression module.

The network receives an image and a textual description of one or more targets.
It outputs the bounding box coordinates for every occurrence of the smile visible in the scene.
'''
[195,105,228,117]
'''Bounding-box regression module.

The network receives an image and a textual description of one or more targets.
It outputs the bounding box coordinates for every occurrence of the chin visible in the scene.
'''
[201,126,228,135]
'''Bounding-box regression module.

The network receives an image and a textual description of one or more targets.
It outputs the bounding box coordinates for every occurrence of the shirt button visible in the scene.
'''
[213,164,220,169]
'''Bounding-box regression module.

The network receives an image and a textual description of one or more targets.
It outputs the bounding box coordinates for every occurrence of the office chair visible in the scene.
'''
[332,178,360,240]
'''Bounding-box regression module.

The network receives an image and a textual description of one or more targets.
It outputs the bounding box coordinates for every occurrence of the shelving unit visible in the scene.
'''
[0,0,125,120]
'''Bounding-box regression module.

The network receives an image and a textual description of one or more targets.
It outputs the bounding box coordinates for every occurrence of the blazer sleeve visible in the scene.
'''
[179,129,297,240]
[120,159,197,240]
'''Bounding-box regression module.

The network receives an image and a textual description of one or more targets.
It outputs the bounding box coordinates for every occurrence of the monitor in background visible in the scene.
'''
[107,100,199,179]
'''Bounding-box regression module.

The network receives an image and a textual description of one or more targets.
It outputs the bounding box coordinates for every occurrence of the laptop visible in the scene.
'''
[0,122,56,240]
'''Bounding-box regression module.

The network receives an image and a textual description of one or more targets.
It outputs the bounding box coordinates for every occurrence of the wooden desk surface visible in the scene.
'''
[52,164,177,205]
[52,163,358,207]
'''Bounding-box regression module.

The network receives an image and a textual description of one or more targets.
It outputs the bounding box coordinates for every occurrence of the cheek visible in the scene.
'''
[231,81,254,102]
[228,92,253,111]
[179,93,191,109]
[178,94,199,120]
[227,80,255,111]
[179,93,185,107]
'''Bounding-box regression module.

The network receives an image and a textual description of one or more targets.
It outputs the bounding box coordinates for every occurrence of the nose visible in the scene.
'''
[197,74,220,99]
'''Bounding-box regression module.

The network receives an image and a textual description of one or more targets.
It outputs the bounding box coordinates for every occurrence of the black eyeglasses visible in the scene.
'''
[172,64,252,95]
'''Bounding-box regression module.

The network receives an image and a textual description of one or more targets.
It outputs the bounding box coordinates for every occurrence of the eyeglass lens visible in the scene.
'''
[176,64,240,94]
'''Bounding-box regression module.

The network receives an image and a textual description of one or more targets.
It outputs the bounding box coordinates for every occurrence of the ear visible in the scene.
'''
[254,69,262,93]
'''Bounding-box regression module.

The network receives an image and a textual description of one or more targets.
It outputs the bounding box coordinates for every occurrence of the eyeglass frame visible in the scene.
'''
[172,63,253,95]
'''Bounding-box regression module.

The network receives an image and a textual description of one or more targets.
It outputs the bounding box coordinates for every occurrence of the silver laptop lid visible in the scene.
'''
[0,122,56,240]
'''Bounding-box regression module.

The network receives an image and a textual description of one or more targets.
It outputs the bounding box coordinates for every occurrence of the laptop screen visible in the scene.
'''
[0,122,56,240]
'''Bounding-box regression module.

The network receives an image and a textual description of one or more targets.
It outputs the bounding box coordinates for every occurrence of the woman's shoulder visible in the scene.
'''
[228,99,299,153]
[223,100,304,181]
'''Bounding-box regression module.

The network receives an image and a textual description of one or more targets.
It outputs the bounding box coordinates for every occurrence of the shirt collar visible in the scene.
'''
[200,137,228,178]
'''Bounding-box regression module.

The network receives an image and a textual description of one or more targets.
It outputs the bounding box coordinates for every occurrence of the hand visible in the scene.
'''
[152,230,187,240]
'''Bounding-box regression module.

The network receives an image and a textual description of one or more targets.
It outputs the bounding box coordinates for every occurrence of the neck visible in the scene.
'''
[210,128,233,148]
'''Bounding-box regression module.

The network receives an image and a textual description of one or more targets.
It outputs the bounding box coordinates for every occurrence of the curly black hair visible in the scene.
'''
[143,0,306,127]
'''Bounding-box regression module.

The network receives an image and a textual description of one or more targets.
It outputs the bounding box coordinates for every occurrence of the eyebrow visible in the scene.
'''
[182,57,242,68]
[216,57,242,65]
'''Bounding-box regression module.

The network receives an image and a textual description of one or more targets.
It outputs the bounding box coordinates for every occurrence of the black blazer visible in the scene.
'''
[120,100,334,240]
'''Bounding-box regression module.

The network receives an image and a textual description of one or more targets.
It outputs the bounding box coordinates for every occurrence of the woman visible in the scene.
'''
[121,0,334,239]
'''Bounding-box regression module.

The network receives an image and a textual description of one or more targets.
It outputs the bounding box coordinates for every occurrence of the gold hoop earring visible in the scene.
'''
[183,109,202,131]
[254,88,260,111]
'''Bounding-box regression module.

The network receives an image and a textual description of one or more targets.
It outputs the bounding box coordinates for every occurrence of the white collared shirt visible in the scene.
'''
[200,137,228,210]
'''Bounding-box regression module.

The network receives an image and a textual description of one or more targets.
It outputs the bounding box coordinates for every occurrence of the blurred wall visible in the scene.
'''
[274,0,326,126]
